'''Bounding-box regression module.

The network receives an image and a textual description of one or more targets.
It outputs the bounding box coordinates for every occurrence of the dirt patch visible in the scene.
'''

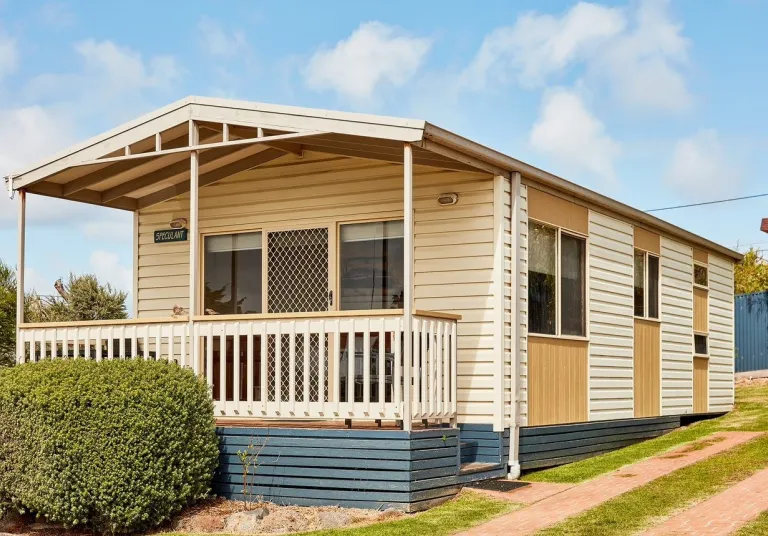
[736,377,768,388]
[676,436,726,454]
[615,473,637,478]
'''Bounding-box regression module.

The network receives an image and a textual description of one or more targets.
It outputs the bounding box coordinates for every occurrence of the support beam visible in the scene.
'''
[16,189,25,363]
[137,147,286,209]
[27,182,137,211]
[403,143,413,432]
[62,156,163,197]
[189,121,200,375]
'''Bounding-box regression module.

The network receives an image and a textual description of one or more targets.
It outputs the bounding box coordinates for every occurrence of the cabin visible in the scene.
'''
[8,97,741,511]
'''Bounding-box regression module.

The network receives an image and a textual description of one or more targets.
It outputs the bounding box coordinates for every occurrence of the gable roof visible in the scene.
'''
[6,95,741,261]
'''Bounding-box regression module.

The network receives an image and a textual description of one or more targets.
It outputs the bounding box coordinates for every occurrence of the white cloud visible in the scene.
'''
[38,2,76,28]
[461,2,624,89]
[89,250,132,292]
[529,89,621,182]
[198,16,248,57]
[304,21,432,101]
[463,0,692,112]
[0,27,18,79]
[665,129,734,199]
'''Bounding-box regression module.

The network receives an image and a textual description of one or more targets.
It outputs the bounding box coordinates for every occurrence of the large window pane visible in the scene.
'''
[339,221,404,310]
[529,223,557,335]
[561,234,586,336]
[204,232,263,314]
[648,255,660,319]
[634,250,645,317]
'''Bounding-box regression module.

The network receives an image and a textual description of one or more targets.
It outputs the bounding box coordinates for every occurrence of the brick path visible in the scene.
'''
[471,481,573,504]
[642,465,768,535]
[460,432,762,536]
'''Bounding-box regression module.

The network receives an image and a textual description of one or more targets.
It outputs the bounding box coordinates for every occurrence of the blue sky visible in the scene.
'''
[0,0,766,313]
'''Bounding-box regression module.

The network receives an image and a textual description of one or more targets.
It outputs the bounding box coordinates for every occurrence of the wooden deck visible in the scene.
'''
[215,418,445,430]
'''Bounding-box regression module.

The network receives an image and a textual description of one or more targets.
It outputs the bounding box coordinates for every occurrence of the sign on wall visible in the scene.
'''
[154,229,188,243]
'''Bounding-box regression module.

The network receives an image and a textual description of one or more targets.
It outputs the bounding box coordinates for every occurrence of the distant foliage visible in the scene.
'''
[25,273,128,323]
[0,359,219,533]
[735,248,768,295]
[0,261,15,367]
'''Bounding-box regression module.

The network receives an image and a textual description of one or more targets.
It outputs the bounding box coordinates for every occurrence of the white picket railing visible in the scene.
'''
[17,311,458,423]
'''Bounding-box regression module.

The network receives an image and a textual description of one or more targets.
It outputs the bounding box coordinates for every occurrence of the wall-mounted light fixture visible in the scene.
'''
[169,217,188,229]
[437,193,459,206]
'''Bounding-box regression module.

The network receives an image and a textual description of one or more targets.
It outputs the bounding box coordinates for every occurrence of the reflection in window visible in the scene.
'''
[648,255,659,319]
[339,221,404,310]
[204,232,263,315]
[634,250,646,317]
[529,223,557,335]
[561,234,585,336]
[695,334,708,355]
[694,264,708,287]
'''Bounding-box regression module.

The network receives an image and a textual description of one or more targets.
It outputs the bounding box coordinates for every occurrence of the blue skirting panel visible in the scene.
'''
[457,424,509,465]
[214,427,461,512]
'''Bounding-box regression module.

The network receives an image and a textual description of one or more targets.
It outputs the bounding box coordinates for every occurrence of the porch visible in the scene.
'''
[18,310,458,425]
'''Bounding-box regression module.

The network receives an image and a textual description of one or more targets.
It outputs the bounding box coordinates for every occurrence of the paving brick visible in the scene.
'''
[459,432,762,536]
[642,465,768,535]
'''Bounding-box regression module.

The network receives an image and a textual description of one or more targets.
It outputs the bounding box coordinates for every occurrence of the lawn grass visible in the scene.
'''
[524,384,768,484]
[537,432,768,535]
[292,491,517,536]
[736,510,768,535]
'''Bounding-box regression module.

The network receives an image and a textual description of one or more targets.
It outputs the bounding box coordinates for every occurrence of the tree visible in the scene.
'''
[25,273,128,323]
[0,260,16,367]
[734,248,768,296]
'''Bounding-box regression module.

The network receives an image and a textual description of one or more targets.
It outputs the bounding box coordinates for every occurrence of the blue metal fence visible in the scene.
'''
[735,291,768,373]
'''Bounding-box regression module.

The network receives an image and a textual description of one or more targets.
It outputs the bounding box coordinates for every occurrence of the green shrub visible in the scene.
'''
[0,359,219,534]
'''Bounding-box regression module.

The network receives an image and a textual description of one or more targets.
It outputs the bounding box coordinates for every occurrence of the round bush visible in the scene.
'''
[0,359,219,534]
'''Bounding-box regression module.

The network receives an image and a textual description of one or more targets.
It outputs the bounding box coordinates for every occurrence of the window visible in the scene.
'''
[339,221,404,310]
[695,334,708,356]
[529,221,586,337]
[634,249,659,320]
[204,232,263,315]
[694,264,708,287]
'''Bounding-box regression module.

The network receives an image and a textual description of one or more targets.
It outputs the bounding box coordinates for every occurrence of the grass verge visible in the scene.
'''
[735,511,768,535]
[537,432,768,535]
[296,491,517,536]
[525,385,768,484]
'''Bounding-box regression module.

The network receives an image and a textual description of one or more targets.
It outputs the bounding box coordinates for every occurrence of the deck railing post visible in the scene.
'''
[15,188,25,364]
[188,120,200,375]
[403,144,413,431]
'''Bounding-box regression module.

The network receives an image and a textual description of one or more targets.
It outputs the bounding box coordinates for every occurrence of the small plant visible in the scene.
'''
[237,437,267,510]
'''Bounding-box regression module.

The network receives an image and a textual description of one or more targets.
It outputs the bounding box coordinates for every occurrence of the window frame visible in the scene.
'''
[528,219,588,339]
[634,248,661,321]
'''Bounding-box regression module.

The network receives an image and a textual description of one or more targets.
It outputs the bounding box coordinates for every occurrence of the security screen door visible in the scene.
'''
[265,227,330,403]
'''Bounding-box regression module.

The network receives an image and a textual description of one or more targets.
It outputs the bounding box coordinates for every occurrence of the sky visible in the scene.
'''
[0,0,766,314]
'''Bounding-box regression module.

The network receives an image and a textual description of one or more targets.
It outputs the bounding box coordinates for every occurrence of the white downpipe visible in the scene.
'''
[508,172,522,480]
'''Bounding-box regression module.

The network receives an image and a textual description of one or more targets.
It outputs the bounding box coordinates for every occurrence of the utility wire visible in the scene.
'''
[645,192,768,212]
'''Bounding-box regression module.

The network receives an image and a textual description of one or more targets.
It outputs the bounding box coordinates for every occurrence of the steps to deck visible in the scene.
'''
[458,462,506,484]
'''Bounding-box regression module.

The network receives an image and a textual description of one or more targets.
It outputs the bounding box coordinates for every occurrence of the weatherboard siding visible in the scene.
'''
[587,211,635,421]
[709,255,735,412]
[135,151,497,424]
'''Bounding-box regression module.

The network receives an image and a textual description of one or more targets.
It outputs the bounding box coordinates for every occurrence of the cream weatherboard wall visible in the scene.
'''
[135,151,497,424]
[709,255,735,412]
[660,236,695,416]
[587,212,635,421]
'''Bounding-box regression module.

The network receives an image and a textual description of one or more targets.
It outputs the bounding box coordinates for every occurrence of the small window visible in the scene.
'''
[634,250,645,317]
[694,264,708,287]
[528,222,586,337]
[204,232,263,315]
[695,334,708,356]
[634,249,659,320]
[339,221,404,310]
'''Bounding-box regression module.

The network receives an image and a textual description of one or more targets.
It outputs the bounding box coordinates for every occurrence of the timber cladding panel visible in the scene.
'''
[708,256,735,411]
[519,415,680,470]
[693,287,709,334]
[527,337,588,426]
[526,186,588,235]
[693,357,709,413]
[634,319,661,418]
[634,227,661,254]
[588,211,634,421]
[136,151,496,424]
[660,237,694,415]
[214,427,460,512]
